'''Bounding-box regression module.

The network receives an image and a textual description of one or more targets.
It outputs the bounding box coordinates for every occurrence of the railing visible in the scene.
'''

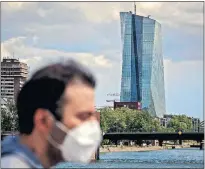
[105,130,203,133]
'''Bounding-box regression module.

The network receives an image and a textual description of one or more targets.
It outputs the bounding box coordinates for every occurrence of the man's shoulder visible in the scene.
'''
[1,154,31,168]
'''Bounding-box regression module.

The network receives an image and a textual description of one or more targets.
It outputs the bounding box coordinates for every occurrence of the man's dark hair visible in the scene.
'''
[17,60,96,134]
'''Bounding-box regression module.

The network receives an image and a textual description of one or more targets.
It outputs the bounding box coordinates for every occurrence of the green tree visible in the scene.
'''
[1,99,19,132]
[159,126,175,132]
[1,107,14,131]
[99,107,164,133]
[100,107,113,132]
[167,115,192,132]
[99,107,193,135]
[150,118,162,132]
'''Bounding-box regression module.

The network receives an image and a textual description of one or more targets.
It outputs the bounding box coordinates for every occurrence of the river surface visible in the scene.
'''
[56,148,204,168]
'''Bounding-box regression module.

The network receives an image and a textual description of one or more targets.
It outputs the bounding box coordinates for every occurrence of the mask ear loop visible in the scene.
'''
[53,103,70,134]
[46,111,60,149]
[55,121,69,133]
[47,134,61,149]
[46,110,69,149]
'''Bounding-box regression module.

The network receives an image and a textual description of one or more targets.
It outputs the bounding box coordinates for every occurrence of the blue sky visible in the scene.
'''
[1,2,204,119]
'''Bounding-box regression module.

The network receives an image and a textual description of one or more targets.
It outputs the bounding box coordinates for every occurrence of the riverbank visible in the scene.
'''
[100,146,164,153]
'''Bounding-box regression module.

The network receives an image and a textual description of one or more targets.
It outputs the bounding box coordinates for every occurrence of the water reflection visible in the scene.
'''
[57,148,203,168]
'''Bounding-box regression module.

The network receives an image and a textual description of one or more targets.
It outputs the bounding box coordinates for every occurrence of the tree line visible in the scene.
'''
[99,107,193,133]
[1,100,19,132]
[1,101,193,133]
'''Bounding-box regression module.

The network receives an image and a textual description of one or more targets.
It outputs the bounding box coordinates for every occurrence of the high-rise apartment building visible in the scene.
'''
[1,58,28,100]
[120,10,166,118]
[199,121,204,133]
[192,118,200,132]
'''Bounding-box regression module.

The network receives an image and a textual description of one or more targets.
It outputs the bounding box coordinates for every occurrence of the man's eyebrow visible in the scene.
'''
[77,111,96,116]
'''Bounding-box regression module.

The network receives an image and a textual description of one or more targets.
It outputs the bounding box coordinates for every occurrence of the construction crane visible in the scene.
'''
[134,1,136,15]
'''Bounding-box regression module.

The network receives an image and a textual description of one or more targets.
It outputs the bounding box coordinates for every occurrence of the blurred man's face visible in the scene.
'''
[46,82,97,165]
[61,82,97,129]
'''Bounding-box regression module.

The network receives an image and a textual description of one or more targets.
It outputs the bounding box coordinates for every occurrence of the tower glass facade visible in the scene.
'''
[120,12,166,118]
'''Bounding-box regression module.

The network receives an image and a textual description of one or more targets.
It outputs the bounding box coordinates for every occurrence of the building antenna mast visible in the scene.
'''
[134,1,136,15]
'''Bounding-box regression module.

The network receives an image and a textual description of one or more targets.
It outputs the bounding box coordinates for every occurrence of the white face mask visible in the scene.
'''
[48,120,102,164]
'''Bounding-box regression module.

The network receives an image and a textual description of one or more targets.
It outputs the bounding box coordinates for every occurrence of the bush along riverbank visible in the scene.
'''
[99,144,192,153]
[100,145,164,153]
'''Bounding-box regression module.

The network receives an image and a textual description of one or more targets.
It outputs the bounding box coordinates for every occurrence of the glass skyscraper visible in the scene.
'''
[120,11,166,118]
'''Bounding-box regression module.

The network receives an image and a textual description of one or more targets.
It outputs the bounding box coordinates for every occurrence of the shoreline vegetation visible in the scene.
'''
[99,145,191,153]
[91,144,194,160]
[100,146,164,153]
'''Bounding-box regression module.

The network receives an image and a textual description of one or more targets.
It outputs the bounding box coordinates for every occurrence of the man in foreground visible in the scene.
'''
[1,60,102,168]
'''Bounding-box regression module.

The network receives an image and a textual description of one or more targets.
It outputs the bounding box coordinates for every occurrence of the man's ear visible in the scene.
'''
[33,109,54,133]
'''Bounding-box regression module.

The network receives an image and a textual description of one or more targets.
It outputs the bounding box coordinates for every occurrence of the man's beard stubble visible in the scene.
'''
[47,141,63,166]
[46,122,67,166]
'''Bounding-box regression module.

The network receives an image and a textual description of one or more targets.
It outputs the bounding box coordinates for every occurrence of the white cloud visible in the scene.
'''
[32,35,39,46]
[1,37,119,106]
[1,37,113,73]
[164,59,203,85]
[7,2,24,9]
[1,2,203,66]
[164,59,203,118]
[136,2,203,29]
[2,2,203,28]
[1,2,203,50]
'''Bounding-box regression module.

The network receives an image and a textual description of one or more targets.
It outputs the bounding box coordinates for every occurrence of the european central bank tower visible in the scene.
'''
[120,10,166,118]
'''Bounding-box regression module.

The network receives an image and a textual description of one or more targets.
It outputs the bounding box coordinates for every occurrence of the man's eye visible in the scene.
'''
[77,112,94,120]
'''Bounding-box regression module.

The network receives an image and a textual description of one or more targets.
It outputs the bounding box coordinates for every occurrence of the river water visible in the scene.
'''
[57,148,204,168]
